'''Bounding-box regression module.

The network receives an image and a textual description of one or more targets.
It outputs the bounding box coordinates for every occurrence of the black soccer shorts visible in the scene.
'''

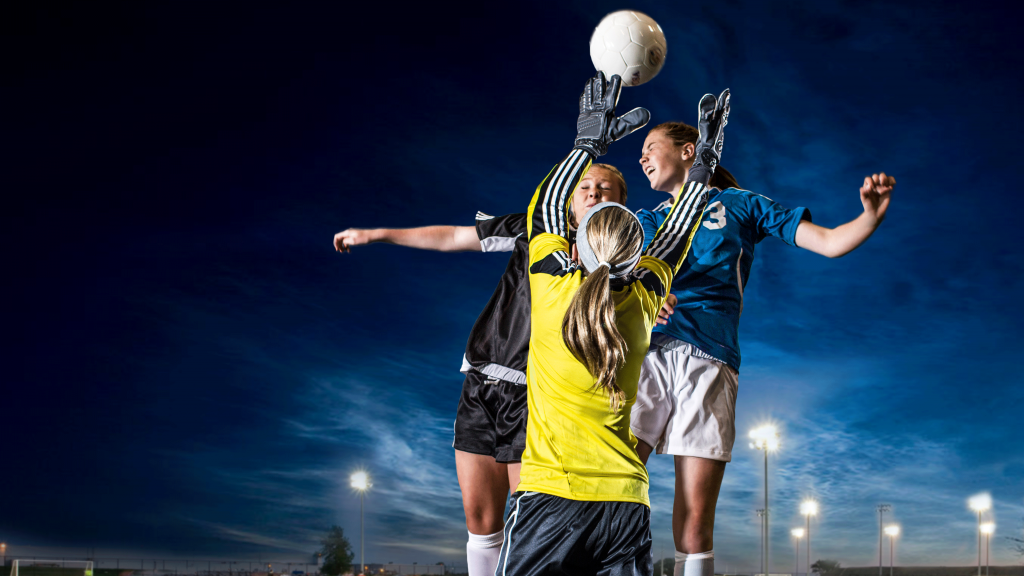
[453,369,528,463]
[496,491,653,576]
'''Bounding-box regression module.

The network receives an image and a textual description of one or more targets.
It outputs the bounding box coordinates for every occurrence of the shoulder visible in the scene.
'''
[636,198,673,220]
[715,187,769,204]
[477,211,527,223]
[477,212,528,233]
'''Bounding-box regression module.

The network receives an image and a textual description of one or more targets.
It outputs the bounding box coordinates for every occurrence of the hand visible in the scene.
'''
[693,88,730,173]
[574,72,651,157]
[859,172,895,224]
[657,293,677,325]
[334,228,375,253]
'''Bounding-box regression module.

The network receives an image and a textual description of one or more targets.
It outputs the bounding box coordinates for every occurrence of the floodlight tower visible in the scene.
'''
[801,500,818,576]
[757,509,767,575]
[980,523,995,576]
[351,471,372,576]
[884,525,899,576]
[1,543,6,566]
[969,494,992,576]
[791,528,805,576]
[876,504,891,576]
[750,425,779,576]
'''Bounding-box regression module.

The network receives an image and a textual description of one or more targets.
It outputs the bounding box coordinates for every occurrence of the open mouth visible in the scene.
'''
[645,166,656,176]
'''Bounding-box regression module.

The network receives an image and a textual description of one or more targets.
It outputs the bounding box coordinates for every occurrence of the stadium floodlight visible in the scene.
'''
[877,504,892,576]
[351,470,371,492]
[801,499,818,576]
[350,471,372,576]
[749,424,780,452]
[884,525,900,576]
[792,528,805,576]
[969,494,992,512]
[969,493,992,576]
[980,523,995,576]
[750,424,779,576]
[1,542,5,565]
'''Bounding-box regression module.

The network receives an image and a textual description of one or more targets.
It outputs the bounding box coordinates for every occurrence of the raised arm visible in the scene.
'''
[527,73,650,244]
[334,225,480,253]
[527,149,592,243]
[794,172,895,258]
[643,90,730,275]
[643,181,710,272]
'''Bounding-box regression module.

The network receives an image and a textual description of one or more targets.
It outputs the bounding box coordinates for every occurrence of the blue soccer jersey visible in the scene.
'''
[638,187,811,371]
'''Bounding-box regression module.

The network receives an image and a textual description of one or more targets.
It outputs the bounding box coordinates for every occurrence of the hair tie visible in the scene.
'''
[575,201,645,278]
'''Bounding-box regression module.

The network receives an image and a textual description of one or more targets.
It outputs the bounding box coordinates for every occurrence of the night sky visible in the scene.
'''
[4,0,1023,570]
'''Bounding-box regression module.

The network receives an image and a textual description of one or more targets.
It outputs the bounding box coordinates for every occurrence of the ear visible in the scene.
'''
[680,142,696,161]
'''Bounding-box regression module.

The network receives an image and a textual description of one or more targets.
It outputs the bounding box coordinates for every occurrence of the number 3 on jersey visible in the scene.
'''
[703,201,726,230]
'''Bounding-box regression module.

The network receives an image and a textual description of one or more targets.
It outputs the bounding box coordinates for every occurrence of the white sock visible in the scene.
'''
[685,550,715,576]
[467,530,504,576]
[675,550,714,576]
[674,551,687,576]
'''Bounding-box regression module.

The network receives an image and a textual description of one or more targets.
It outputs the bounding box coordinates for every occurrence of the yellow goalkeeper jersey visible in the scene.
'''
[518,148,708,506]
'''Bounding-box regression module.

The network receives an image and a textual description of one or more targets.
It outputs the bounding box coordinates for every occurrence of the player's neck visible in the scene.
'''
[666,166,691,200]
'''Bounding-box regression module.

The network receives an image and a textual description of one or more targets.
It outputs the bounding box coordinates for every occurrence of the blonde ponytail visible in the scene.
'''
[561,207,644,410]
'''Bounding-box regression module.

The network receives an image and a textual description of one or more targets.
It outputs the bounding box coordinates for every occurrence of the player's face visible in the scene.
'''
[574,166,624,223]
[639,129,686,193]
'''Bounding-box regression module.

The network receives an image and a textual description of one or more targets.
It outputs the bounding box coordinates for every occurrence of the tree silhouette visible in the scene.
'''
[319,526,355,576]
[811,560,842,576]
[1008,516,1024,559]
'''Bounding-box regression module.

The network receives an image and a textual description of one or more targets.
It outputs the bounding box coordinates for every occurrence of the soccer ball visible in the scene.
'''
[589,11,667,88]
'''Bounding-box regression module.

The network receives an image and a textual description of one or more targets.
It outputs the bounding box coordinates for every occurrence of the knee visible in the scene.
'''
[464,505,505,535]
[676,515,714,553]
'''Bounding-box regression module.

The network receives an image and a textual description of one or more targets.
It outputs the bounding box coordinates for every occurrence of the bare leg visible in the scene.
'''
[673,455,727,553]
[507,462,522,493]
[455,450,510,534]
[637,438,655,465]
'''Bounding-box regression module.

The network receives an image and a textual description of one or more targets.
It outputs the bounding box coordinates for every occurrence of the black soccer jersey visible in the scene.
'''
[460,212,531,385]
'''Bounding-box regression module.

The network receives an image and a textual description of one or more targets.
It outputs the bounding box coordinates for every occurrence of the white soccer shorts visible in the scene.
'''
[630,338,738,461]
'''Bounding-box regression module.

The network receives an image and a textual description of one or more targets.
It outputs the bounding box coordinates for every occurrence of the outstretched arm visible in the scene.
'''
[334,225,481,253]
[527,72,649,243]
[795,172,895,258]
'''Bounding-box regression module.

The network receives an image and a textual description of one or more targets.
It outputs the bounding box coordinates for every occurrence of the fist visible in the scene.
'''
[657,292,678,325]
[334,228,373,253]
[860,172,895,223]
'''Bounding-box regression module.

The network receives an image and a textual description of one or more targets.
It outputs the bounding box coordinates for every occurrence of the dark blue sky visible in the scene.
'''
[4,0,1023,569]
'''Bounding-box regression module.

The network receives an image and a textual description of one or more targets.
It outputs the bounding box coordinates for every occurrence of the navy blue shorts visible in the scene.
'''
[453,370,528,463]
[497,491,652,576]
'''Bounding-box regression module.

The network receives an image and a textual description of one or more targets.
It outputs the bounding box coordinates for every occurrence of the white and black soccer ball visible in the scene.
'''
[589,10,667,88]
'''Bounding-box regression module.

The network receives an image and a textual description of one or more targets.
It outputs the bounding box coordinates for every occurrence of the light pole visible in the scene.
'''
[801,500,818,576]
[756,509,767,575]
[884,525,899,576]
[351,471,372,576]
[969,494,991,576]
[1,543,6,566]
[876,504,891,576]
[791,528,804,576]
[750,425,779,576]
[980,523,995,576]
